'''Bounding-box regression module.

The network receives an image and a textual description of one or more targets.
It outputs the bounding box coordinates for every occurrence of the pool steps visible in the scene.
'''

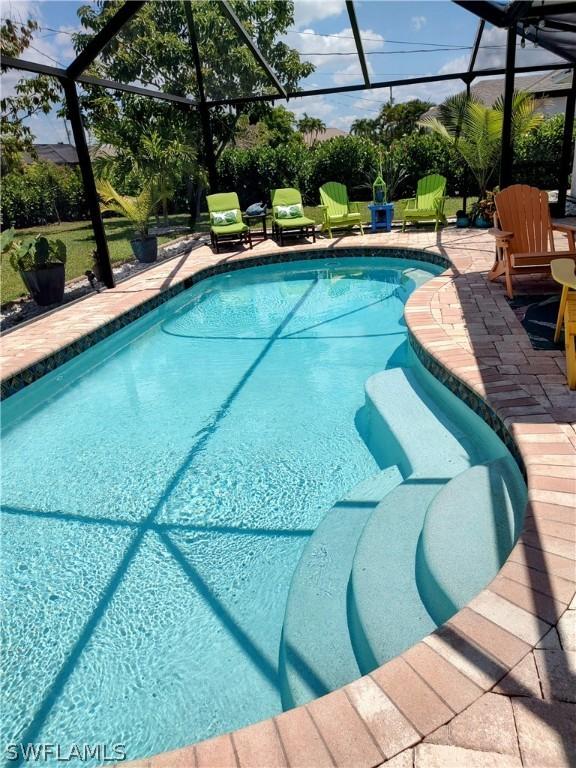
[278,464,403,710]
[280,365,526,710]
[417,456,527,626]
[348,481,442,675]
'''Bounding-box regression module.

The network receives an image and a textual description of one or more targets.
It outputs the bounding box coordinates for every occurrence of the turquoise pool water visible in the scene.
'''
[1,256,522,765]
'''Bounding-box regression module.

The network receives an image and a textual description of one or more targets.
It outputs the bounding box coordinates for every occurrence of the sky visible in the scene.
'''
[1,0,566,143]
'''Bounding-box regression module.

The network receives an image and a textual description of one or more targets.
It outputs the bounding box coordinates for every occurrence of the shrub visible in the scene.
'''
[1,161,88,228]
[389,133,471,198]
[217,134,472,206]
[307,136,378,202]
[513,114,571,188]
[217,143,312,207]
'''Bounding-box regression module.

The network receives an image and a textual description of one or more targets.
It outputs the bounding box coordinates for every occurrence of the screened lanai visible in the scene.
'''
[2,5,576,765]
[1,0,575,287]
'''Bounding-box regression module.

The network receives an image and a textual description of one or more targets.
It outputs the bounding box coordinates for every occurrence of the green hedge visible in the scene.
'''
[306,137,378,202]
[216,143,313,207]
[3,117,570,229]
[1,161,88,228]
[217,134,472,205]
[389,133,471,198]
[513,114,571,188]
[217,118,569,206]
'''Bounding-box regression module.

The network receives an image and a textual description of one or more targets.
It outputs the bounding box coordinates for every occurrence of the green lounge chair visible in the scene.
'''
[319,181,364,238]
[271,188,316,246]
[207,192,252,253]
[402,174,447,232]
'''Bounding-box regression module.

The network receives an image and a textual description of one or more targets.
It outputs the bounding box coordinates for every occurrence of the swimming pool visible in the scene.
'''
[1,256,526,765]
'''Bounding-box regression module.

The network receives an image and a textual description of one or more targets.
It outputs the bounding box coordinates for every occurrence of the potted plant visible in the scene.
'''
[2,228,67,305]
[96,179,159,263]
[455,209,470,228]
[471,188,498,228]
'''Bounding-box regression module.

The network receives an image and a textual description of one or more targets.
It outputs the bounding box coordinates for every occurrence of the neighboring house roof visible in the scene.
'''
[302,127,348,146]
[421,70,571,120]
[25,143,79,165]
[23,143,117,165]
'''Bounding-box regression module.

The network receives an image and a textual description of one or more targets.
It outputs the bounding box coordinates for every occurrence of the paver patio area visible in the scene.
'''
[1,226,574,767]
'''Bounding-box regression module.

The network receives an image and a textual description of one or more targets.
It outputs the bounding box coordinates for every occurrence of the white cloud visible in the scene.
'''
[333,59,375,86]
[389,80,463,105]
[288,94,336,121]
[331,114,356,131]
[474,25,565,69]
[0,2,81,143]
[285,26,385,70]
[411,16,427,32]
[292,0,346,30]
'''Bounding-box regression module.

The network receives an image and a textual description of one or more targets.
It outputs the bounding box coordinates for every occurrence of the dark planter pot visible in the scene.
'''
[456,215,470,228]
[21,263,65,306]
[130,235,158,263]
[474,216,492,229]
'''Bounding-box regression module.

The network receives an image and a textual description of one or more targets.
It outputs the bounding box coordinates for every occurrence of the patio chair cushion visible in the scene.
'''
[276,203,303,219]
[274,215,315,229]
[211,221,248,235]
[271,188,303,208]
[210,208,240,225]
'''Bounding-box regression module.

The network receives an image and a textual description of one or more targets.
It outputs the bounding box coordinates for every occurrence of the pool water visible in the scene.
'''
[0,257,516,764]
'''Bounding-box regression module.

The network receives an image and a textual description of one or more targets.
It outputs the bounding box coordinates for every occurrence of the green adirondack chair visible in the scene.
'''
[207,191,252,253]
[271,188,316,246]
[402,174,447,231]
[319,181,364,238]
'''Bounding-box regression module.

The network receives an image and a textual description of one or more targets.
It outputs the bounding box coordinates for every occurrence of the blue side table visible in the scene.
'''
[368,202,394,233]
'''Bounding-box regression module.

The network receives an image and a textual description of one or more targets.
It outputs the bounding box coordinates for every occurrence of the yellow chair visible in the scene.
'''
[551,258,576,389]
[565,299,576,389]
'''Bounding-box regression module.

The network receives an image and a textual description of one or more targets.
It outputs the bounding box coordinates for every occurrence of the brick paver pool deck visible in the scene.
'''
[1,227,574,767]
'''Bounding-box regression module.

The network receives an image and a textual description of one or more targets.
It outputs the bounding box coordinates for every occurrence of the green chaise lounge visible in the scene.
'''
[207,192,252,253]
[319,181,364,238]
[271,188,316,246]
[402,173,447,232]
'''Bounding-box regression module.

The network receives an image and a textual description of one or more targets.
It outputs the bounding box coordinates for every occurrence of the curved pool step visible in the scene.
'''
[358,367,482,479]
[416,456,527,626]
[348,364,506,675]
[348,480,442,674]
[279,465,403,710]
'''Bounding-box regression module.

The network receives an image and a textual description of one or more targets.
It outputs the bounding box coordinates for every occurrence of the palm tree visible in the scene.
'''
[93,129,196,226]
[96,179,159,239]
[137,130,196,225]
[419,90,542,198]
[350,117,379,142]
[297,113,326,144]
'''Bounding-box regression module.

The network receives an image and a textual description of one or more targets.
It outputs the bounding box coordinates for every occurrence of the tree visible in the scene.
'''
[351,100,432,144]
[419,91,542,197]
[378,99,433,139]
[261,106,298,148]
[350,117,380,142]
[297,113,326,144]
[74,0,315,217]
[1,19,62,173]
[95,128,196,225]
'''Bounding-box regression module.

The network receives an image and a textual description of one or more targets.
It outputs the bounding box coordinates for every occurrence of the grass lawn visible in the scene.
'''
[1,214,191,305]
[2,197,469,305]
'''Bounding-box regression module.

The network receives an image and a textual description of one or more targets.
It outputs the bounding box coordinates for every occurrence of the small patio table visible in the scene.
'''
[368,202,394,233]
[244,212,268,242]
